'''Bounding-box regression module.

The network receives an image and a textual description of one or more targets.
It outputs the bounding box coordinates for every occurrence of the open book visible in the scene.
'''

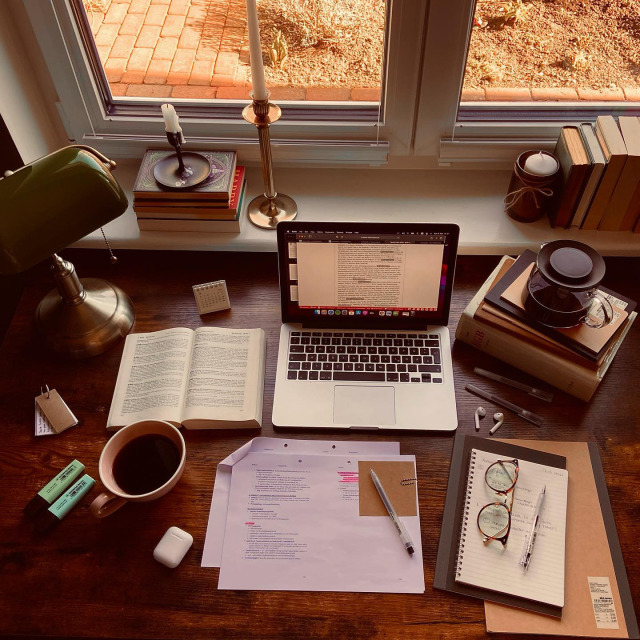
[107,327,266,430]
[455,448,568,609]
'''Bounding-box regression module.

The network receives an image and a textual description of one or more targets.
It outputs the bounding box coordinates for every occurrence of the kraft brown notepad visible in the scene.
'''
[358,460,417,517]
[485,440,639,638]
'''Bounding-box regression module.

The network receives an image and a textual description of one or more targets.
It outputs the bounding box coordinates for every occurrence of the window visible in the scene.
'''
[18,0,640,166]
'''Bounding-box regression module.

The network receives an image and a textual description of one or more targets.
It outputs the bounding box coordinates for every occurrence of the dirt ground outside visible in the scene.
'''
[265,0,640,96]
[464,0,640,92]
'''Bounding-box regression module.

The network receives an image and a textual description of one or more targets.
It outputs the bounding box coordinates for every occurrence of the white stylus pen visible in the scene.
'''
[370,469,414,556]
[520,485,546,572]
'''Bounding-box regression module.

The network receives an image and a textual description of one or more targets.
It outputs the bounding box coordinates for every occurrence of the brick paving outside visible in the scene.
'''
[85,0,381,101]
[85,0,638,104]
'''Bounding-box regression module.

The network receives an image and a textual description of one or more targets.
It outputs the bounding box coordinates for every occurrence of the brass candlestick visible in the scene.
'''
[242,93,297,229]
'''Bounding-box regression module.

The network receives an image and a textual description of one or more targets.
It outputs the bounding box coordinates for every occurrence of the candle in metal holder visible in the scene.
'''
[242,93,297,229]
[505,150,561,223]
[153,113,211,189]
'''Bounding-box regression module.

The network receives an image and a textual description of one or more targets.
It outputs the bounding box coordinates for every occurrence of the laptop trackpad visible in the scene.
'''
[333,386,396,426]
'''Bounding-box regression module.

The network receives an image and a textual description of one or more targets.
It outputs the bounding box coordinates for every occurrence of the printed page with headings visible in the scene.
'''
[455,449,568,608]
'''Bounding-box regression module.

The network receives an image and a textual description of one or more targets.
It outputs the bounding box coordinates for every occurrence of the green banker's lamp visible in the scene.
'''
[0,145,135,359]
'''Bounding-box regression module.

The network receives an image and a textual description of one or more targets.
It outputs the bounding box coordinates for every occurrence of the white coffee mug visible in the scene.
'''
[90,419,186,518]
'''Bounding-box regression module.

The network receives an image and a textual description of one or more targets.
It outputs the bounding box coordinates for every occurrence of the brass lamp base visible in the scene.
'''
[248,193,298,229]
[35,256,134,359]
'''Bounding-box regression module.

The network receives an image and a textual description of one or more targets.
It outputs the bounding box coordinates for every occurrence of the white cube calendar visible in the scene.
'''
[192,280,231,315]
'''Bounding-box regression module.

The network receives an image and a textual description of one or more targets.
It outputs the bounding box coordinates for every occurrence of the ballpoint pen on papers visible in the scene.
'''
[520,486,546,572]
[474,367,554,403]
[369,469,414,556]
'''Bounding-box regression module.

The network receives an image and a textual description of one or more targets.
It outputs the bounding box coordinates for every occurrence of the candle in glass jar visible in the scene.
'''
[245,0,268,100]
[524,151,558,176]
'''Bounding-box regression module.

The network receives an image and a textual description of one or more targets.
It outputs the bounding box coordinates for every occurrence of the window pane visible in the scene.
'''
[463,0,640,103]
[82,0,384,103]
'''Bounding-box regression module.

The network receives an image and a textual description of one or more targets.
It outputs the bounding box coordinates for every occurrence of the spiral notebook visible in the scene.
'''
[434,435,569,618]
[455,449,569,608]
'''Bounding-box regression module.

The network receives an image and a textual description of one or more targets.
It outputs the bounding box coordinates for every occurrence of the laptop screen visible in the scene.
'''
[277,222,459,328]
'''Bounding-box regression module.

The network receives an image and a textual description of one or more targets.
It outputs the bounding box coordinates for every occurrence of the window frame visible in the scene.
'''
[22,0,430,163]
[20,0,640,167]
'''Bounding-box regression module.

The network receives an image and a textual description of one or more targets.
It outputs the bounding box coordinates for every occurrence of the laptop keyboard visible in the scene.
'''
[287,331,442,384]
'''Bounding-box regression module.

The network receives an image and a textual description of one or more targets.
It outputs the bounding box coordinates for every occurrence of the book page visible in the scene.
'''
[182,327,265,427]
[106,328,194,429]
[455,449,568,608]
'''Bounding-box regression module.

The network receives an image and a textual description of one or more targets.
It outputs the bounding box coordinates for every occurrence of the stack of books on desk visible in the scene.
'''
[133,150,246,233]
[550,115,640,231]
[456,254,637,401]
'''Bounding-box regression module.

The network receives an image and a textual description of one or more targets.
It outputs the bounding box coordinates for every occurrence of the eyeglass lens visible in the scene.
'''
[485,460,518,493]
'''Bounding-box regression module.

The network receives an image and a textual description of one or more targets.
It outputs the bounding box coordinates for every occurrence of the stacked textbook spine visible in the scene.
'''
[133,149,246,233]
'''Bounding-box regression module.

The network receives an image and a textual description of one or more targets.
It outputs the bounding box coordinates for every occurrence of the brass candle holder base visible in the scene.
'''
[247,193,298,229]
[242,95,298,230]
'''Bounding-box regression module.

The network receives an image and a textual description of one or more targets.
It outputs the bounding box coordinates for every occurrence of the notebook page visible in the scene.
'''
[455,449,568,608]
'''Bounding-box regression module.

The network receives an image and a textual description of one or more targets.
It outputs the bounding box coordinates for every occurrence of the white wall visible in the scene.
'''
[0,0,67,163]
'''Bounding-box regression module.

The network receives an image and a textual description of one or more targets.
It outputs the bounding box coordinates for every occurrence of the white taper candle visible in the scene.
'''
[245,0,268,100]
[161,104,180,133]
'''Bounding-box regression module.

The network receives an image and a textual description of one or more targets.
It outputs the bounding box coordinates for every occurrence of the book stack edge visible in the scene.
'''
[455,256,637,401]
[133,150,246,233]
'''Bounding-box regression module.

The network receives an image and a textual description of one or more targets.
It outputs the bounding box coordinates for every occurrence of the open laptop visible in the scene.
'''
[272,221,460,432]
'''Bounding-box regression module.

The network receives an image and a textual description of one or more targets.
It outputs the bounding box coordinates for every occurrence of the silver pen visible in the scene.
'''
[520,485,546,572]
[369,469,414,556]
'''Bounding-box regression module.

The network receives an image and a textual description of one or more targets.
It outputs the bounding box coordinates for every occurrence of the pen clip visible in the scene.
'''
[520,532,531,569]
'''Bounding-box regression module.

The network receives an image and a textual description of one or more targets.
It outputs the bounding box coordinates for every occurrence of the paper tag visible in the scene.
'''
[35,401,56,436]
[588,576,619,629]
[35,389,78,434]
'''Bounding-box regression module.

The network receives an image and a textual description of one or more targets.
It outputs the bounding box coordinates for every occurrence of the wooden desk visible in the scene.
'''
[1,249,638,640]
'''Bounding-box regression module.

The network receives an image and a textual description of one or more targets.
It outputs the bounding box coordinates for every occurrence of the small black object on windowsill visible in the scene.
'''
[505,150,561,223]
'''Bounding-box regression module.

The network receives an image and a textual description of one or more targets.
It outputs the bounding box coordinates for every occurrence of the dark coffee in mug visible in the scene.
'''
[112,434,181,495]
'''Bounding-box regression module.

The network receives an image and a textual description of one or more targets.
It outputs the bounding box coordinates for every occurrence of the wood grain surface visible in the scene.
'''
[0,249,638,640]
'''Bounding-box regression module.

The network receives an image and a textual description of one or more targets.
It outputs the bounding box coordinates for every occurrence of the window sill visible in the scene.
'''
[75,160,640,256]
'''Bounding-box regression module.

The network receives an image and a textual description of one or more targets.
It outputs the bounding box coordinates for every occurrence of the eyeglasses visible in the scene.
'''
[476,458,519,548]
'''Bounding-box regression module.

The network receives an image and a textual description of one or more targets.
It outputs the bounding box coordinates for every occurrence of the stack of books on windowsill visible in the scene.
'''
[455,253,637,401]
[133,150,246,233]
[550,115,640,232]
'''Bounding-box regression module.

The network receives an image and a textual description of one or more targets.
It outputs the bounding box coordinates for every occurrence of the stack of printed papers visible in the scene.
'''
[202,437,425,593]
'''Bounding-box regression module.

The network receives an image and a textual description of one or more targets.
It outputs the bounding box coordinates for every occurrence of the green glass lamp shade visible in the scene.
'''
[0,145,128,275]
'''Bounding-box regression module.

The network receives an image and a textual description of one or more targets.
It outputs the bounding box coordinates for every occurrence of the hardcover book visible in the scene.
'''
[134,169,246,219]
[550,126,591,228]
[599,116,640,231]
[572,123,606,229]
[133,149,237,200]
[582,116,628,230]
